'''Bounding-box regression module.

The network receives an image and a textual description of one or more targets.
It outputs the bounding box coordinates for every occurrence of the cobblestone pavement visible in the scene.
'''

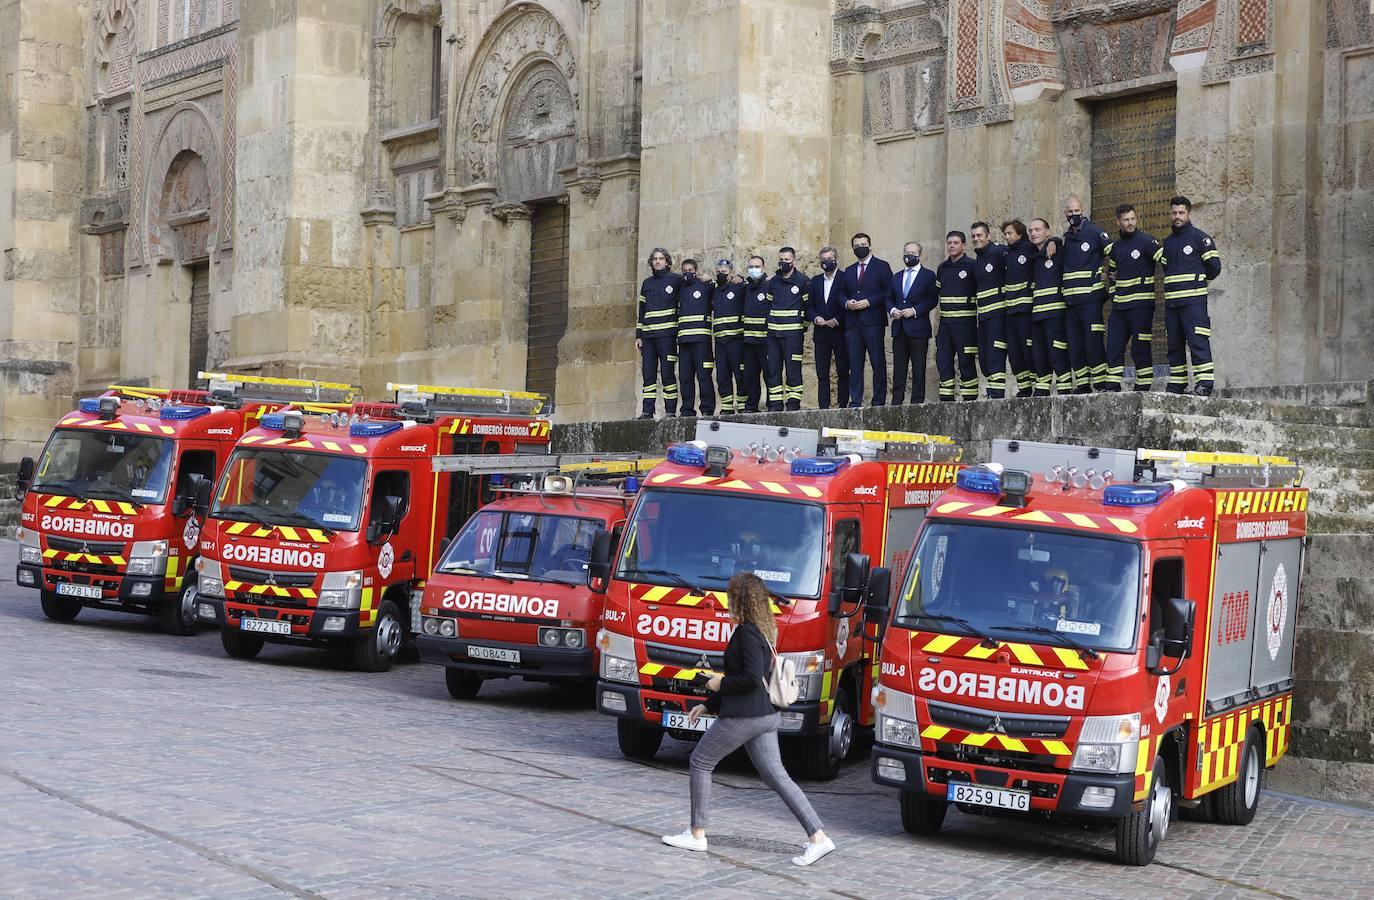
[2,543,1371,899]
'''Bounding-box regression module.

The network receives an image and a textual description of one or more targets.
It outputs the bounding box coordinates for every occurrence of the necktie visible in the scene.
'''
[904,270,913,296]
[859,262,866,283]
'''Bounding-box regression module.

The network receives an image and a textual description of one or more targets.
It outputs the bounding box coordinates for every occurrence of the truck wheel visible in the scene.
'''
[221,627,264,660]
[353,600,404,673]
[796,687,855,781]
[1212,728,1263,826]
[445,668,482,700]
[899,788,948,835]
[40,591,82,622]
[160,582,199,636]
[1115,756,1171,866]
[617,719,663,760]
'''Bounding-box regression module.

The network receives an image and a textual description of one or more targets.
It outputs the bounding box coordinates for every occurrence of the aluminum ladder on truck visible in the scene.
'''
[823,427,964,463]
[389,382,549,419]
[198,371,360,407]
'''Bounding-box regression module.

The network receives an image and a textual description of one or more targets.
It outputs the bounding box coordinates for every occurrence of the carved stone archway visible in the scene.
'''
[144,102,223,262]
[500,61,576,202]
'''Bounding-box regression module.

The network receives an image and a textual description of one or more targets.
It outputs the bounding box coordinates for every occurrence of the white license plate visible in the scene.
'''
[663,711,715,733]
[56,583,103,600]
[241,618,291,635]
[949,783,1031,811]
[467,645,520,664]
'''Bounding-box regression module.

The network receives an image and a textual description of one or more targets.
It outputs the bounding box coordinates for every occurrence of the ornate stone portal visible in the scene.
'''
[501,64,576,202]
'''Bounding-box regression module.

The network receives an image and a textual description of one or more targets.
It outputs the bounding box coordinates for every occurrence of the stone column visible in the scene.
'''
[0,0,87,461]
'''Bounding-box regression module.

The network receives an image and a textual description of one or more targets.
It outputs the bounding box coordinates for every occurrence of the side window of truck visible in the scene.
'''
[831,519,861,587]
[1149,557,1184,640]
[372,471,411,524]
[177,450,216,499]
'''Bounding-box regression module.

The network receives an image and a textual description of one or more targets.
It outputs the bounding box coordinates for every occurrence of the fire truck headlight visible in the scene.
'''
[422,617,440,636]
[197,559,224,598]
[319,571,363,608]
[438,618,456,638]
[318,590,351,609]
[602,655,638,685]
[1071,713,1141,774]
[878,714,921,749]
[19,545,42,565]
[128,540,170,576]
[780,651,826,702]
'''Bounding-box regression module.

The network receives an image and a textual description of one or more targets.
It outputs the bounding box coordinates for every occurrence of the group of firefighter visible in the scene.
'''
[635,195,1222,418]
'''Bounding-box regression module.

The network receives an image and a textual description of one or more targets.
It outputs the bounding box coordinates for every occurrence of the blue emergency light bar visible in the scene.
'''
[957,466,1003,495]
[159,405,210,421]
[791,457,850,477]
[666,443,707,468]
[350,420,403,438]
[1103,483,1174,507]
[260,413,287,432]
[78,398,104,414]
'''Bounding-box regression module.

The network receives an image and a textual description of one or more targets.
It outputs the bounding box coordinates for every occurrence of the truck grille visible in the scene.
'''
[646,641,724,671]
[47,537,125,555]
[927,700,1070,739]
[933,743,1061,774]
[227,566,317,588]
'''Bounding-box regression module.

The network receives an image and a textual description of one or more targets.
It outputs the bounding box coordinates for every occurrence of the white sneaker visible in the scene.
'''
[791,837,836,867]
[662,830,708,852]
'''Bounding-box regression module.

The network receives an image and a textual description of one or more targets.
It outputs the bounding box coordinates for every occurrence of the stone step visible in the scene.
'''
[1219,381,1373,410]
[1298,574,1374,632]
[1149,412,1374,455]
[1162,394,1371,429]
[1309,511,1374,534]
[1307,488,1374,519]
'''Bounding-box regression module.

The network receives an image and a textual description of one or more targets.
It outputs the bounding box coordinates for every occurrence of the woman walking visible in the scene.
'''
[661,572,836,867]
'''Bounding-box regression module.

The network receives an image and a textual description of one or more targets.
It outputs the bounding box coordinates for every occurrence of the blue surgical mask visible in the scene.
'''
[747,267,764,280]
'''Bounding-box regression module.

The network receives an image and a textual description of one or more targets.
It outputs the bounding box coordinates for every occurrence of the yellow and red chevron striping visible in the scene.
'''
[647,471,824,498]
[933,500,1141,534]
[920,723,1073,757]
[40,495,139,515]
[908,630,1092,671]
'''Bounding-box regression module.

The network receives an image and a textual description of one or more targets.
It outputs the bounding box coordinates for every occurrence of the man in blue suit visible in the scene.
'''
[887,241,938,405]
[842,233,893,407]
[807,245,849,409]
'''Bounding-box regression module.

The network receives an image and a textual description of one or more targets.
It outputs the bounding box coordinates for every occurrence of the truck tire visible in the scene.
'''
[1212,727,1263,826]
[353,600,404,673]
[1115,756,1171,866]
[617,719,663,760]
[160,581,199,636]
[446,668,482,700]
[795,687,855,781]
[221,627,265,660]
[40,591,82,622]
[899,788,948,836]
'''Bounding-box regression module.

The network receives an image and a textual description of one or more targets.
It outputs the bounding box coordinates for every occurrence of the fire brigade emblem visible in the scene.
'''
[1154,674,1170,723]
[836,617,850,658]
[1131,249,1141,260]
[727,292,734,299]
[183,518,200,550]
[986,263,994,273]
[378,541,395,580]
[1018,255,1027,264]
[693,291,701,299]
[958,270,967,279]
[1184,245,1194,255]
[1081,242,1091,252]
[792,285,800,294]
[665,285,674,294]
[1267,563,1289,661]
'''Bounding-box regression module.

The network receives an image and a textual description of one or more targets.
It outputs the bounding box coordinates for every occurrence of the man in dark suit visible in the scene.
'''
[806,245,849,409]
[887,241,938,405]
[842,233,893,407]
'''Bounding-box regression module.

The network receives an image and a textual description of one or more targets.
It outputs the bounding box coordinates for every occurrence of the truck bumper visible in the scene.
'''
[18,563,175,609]
[197,596,365,640]
[871,743,1138,819]
[417,635,593,681]
[596,681,824,737]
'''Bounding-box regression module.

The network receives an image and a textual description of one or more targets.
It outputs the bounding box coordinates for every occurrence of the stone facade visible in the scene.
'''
[1,1,1373,453]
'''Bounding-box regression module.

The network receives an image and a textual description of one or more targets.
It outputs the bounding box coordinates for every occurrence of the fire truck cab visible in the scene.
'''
[591,421,963,780]
[194,382,550,671]
[869,439,1306,865]
[414,454,658,700]
[13,377,337,634]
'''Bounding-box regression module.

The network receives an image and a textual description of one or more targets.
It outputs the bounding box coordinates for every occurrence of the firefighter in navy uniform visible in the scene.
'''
[711,259,745,414]
[1029,218,1072,396]
[636,247,682,419]
[970,222,1009,399]
[740,256,773,413]
[1103,203,1161,392]
[1001,220,1037,398]
[676,259,716,418]
[1060,196,1111,393]
[934,231,981,402]
[1161,195,1222,395]
[767,247,809,412]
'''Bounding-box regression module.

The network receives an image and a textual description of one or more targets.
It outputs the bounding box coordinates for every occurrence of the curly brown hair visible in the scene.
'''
[727,572,777,645]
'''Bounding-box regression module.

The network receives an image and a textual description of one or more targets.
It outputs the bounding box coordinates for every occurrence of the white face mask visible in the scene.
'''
[747,267,764,280]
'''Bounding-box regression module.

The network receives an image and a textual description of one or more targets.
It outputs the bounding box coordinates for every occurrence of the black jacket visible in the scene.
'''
[703,622,775,718]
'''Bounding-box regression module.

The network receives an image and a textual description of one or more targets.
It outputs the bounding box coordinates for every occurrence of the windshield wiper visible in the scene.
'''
[990,625,1101,660]
[31,482,79,497]
[83,485,140,503]
[213,505,270,526]
[905,614,998,648]
[622,568,724,607]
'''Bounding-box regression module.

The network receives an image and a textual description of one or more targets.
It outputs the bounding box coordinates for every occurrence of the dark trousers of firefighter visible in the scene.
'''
[1104,305,1155,391]
[1031,317,1071,395]
[976,316,1008,399]
[813,335,850,410]
[740,342,769,412]
[641,335,678,416]
[767,332,804,411]
[1006,314,1035,396]
[714,339,744,413]
[846,326,887,407]
[677,342,716,417]
[1064,302,1107,392]
[935,319,978,401]
[891,336,928,405]
[1166,303,1214,393]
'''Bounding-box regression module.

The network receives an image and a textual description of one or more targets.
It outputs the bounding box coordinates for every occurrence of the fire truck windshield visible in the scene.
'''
[613,489,825,599]
[33,430,174,505]
[440,510,602,585]
[212,449,367,532]
[893,523,1143,653]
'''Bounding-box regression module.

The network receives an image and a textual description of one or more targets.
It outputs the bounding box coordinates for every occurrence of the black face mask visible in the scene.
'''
[716,273,729,286]
[682,272,696,283]
[853,246,871,260]
[778,262,794,274]
[820,259,837,273]
[904,255,920,268]
[1067,213,1085,229]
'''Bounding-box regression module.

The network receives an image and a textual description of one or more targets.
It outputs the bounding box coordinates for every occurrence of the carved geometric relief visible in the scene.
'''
[394,165,439,228]
[1057,7,1176,90]
[95,0,139,98]
[1003,0,1065,101]
[501,64,576,202]
[946,0,1013,128]
[1202,0,1275,84]
[1326,0,1374,49]
[953,0,981,101]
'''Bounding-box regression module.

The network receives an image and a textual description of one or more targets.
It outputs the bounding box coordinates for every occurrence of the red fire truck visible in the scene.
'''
[590,422,963,779]
[13,375,353,634]
[868,439,1306,865]
[194,382,551,671]
[414,454,659,700]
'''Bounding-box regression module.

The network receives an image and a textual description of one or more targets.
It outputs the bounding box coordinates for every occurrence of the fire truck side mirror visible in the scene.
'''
[173,474,206,517]
[842,552,871,600]
[14,456,34,500]
[586,528,613,594]
[864,567,892,621]
[367,495,403,544]
[1162,597,1196,658]
[192,477,213,517]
